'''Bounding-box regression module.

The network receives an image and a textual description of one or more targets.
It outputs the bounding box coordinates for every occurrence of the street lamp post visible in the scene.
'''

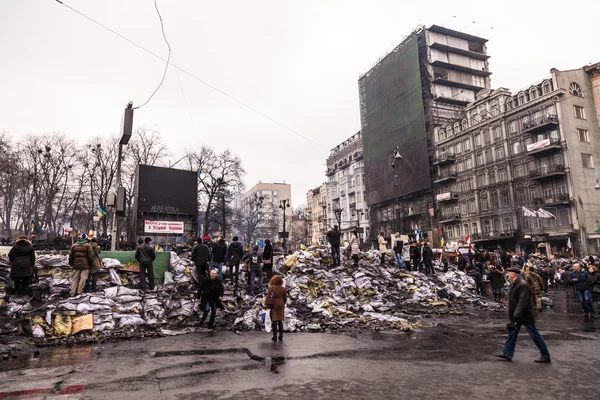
[352,208,365,239]
[391,146,402,235]
[111,102,133,251]
[333,207,343,228]
[279,199,291,251]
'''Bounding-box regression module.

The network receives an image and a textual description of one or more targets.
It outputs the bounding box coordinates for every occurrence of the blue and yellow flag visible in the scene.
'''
[30,219,39,234]
[96,207,106,218]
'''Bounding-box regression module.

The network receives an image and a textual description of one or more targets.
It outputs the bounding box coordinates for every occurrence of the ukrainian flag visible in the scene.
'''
[96,207,106,218]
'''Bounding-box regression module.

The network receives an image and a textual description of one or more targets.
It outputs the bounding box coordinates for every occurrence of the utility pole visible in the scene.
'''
[111,102,133,251]
[222,191,226,238]
[279,199,291,251]
[391,146,402,235]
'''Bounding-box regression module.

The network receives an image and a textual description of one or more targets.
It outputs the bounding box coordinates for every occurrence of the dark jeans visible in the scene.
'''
[84,272,97,292]
[443,262,449,273]
[542,278,549,294]
[139,262,155,290]
[352,255,359,266]
[13,277,30,294]
[424,260,434,275]
[416,260,422,273]
[249,264,263,295]
[331,244,340,266]
[196,263,209,279]
[576,289,593,315]
[201,301,217,326]
[229,263,240,286]
[263,265,273,282]
[502,323,551,361]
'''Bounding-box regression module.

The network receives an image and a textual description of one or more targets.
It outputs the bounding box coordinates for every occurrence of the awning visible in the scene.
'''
[588,233,600,239]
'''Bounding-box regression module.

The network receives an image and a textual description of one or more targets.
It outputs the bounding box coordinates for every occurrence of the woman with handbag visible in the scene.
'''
[265,275,287,341]
[263,239,274,281]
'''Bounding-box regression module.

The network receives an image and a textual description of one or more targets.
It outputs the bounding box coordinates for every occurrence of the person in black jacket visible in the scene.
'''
[227,236,244,286]
[192,239,210,279]
[422,242,434,275]
[8,235,36,294]
[489,264,505,301]
[135,237,156,290]
[262,239,274,281]
[326,226,342,266]
[195,269,224,329]
[497,268,551,363]
[211,236,227,280]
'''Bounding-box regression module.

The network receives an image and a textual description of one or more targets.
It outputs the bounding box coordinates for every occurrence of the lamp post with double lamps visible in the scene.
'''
[391,146,403,235]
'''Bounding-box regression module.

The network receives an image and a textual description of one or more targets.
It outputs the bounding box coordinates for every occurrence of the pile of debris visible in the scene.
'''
[0,248,484,343]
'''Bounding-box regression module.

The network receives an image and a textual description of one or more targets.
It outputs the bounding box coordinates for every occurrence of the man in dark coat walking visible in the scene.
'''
[192,239,210,279]
[497,267,551,363]
[196,269,224,329]
[227,236,244,286]
[211,236,228,280]
[8,235,36,294]
[422,242,434,275]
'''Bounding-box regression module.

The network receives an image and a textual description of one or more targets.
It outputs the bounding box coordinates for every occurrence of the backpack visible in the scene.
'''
[227,253,240,266]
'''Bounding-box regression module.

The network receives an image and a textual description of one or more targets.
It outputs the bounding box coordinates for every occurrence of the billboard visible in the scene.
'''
[144,220,185,234]
[136,165,198,215]
[360,32,430,206]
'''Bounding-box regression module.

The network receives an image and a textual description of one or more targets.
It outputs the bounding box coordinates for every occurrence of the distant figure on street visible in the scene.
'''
[570,263,592,319]
[211,235,228,280]
[489,264,505,301]
[243,246,263,296]
[8,235,36,294]
[196,269,224,329]
[262,239,274,281]
[192,239,210,279]
[402,242,412,271]
[326,226,342,267]
[266,275,287,341]
[393,234,403,268]
[468,266,482,295]
[68,234,94,297]
[587,265,600,316]
[350,231,360,267]
[378,231,387,265]
[135,237,156,291]
[441,250,449,273]
[227,236,245,286]
[85,237,102,293]
[496,267,551,363]
[422,242,434,275]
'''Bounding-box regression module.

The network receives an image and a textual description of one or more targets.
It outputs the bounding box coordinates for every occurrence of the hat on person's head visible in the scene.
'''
[505,267,522,274]
[17,235,28,240]
[81,233,87,239]
[145,237,152,243]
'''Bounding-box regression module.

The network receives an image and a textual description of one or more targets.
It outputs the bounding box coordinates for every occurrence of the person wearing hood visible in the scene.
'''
[8,235,36,294]
[496,267,551,363]
[262,239,274,281]
[227,236,244,286]
[243,245,263,295]
[211,235,227,280]
[69,234,94,297]
[135,237,156,291]
[266,275,287,341]
[195,269,224,329]
[85,237,102,293]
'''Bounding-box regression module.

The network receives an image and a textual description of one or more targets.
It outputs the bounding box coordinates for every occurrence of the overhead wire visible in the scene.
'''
[133,0,171,109]
[52,0,328,151]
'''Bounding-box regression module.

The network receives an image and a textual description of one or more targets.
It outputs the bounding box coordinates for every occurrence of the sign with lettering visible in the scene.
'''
[144,220,185,234]
[527,139,550,152]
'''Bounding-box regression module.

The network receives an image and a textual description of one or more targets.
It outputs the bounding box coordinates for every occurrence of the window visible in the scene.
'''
[529,87,538,100]
[506,98,514,110]
[488,172,496,185]
[475,134,482,147]
[493,126,502,139]
[467,177,474,190]
[447,127,453,137]
[437,128,445,141]
[458,161,464,172]
[504,217,513,231]
[491,191,499,209]
[514,165,524,178]
[512,142,521,155]
[518,93,526,105]
[484,220,491,232]
[456,142,462,153]
[574,105,586,119]
[496,147,505,160]
[569,82,583,97]
[491,102,499,116]
[499,169,507,181]
[462,119,468,130]
[502,193,510,207]
[461,203,468,215]
[476,153,484,166]
[454,122,461,133]
[477,174,485,186]
[516,188,526,204]
[578,128,589,142]
[582,153,594,168]
[542,81,552,95]
[447,226,453,238]
[463,224,469,236]
[469,201,477,213]
[480,196,489,210]
[464,139,471,151]
[465,158,473,170]
[509,121,517,134]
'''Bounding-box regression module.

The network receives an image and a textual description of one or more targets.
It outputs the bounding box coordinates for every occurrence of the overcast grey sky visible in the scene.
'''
[1,0,598,206]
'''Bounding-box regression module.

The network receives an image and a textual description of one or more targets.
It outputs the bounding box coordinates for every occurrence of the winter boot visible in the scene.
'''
[271,322,278,341]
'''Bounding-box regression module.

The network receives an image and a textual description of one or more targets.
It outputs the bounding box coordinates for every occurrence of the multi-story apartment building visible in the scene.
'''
[359,25,491,240]
[433,65,600,256]
[325,131,370,240]
[242,182,292,240]
[306,183,328,244]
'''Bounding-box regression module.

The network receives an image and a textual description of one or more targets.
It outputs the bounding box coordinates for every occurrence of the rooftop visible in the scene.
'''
[427,24,488,44]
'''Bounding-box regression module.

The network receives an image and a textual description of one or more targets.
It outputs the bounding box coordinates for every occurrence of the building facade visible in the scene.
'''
[359,25,491,241]
[242,182,292,241]
[325,131,370,241]
[306,183,328,244]
[432,65,600,256]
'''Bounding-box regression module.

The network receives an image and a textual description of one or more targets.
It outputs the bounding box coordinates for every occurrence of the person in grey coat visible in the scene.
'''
[496,268,551,363]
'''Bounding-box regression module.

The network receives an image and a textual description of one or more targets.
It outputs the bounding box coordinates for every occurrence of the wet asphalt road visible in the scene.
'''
[0,288,598,400]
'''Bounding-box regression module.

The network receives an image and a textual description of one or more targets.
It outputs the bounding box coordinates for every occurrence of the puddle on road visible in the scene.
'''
[0,345,94,372]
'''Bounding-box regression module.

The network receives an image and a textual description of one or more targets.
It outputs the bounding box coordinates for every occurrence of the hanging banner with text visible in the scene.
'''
[144,220,185,234]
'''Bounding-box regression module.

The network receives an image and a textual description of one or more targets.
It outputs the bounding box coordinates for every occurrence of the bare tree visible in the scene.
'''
[185,146,245,235]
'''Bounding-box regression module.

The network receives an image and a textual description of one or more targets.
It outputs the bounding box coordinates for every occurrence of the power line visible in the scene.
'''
[52,0,328,151]
[133,0,171,109]
[171,53,197,131]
